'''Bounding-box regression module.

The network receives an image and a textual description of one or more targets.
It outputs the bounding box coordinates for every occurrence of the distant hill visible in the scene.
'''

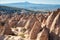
[0,6,35,14]
[0,2,60,11]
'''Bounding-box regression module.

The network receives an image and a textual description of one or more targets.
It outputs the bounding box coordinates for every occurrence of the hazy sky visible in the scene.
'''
[0,0,60,4]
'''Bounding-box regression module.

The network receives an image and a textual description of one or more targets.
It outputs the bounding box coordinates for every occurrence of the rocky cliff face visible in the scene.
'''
[0,9,60,40]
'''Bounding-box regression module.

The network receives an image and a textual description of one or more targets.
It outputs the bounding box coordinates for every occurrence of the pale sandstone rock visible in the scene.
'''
[50,13,60,40]
[29,21,42,39]
[36,14,45,23]
[17,17,27,27]
[49,27,60,40]
[24,16,36,31]
[24,19,31,29]
[11,27,26,36]
[8,17,18,27]
[4,35,24,40]
[41,18,46,28]
[0,9,60,40]
[0,26,5,36]
[36,28,48,40]
[50,13,60,32]
[4,24,14,35]
[46,11,58,29]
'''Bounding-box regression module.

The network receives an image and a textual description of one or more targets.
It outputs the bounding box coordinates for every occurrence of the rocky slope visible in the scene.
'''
[0,9,60,40]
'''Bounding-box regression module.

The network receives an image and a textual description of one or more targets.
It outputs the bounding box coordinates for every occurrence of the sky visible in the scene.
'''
[0,0,60,4]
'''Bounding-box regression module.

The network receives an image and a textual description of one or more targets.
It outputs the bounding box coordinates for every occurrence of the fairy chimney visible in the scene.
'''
[36,28,49,40]
[29,21,42,39]
[46,11,58,29]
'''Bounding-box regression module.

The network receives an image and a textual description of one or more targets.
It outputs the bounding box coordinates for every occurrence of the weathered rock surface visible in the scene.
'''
[0,9,60,40]
[36,28,49,40]
[29,21,42,39]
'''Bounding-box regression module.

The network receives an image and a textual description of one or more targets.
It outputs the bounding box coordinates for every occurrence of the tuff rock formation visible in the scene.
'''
[0,9,60,40]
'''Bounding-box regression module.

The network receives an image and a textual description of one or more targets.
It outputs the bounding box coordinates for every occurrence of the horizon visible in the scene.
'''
[0,0,60,4]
